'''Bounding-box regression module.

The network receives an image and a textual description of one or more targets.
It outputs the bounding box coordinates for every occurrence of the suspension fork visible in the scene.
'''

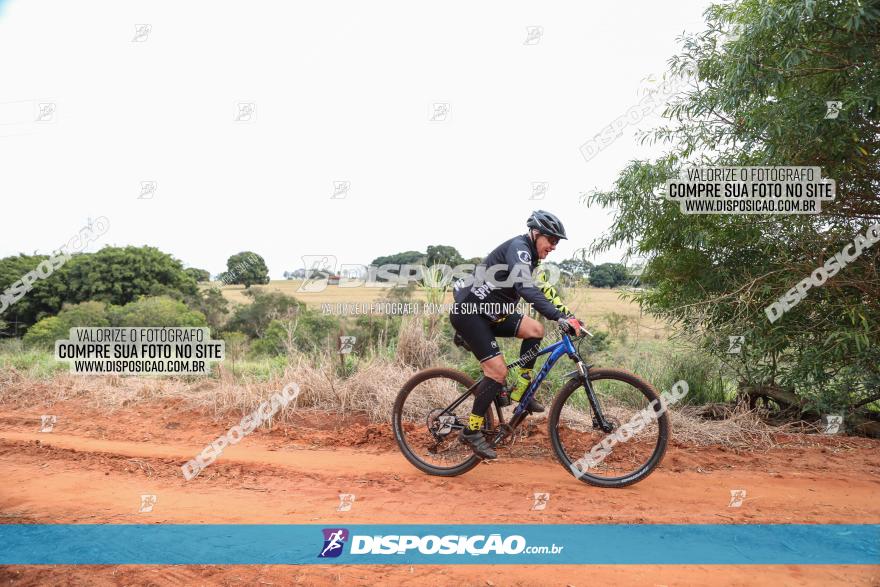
[577,362,614,433]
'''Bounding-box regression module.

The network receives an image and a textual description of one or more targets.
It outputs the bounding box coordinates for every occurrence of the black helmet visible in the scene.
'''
[526,210,567,240]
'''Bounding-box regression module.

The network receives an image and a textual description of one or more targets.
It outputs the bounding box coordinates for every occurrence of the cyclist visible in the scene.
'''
[449,210,583,459]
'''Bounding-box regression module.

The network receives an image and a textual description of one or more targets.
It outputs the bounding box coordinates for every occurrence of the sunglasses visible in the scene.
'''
[543,235,560,246]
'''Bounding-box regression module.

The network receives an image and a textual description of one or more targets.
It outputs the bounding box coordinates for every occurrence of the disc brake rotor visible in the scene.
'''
[593,414,622,435]
[426,409,456,439]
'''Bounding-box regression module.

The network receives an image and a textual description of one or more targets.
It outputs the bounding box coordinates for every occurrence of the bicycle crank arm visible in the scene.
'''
[491,412,525,446]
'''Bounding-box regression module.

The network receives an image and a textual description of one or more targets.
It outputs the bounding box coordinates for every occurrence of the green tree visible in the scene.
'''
[588,265,614,288]
[369,250,427,282]
[585,0,880,419]
[0,253,72,337]
[2,248,216,336]
[588,263,629,288]
[185,267,211,282]
[559,258,595,280]
[426,245,464,267]
[371,251,426,266]
[65,246,198,306]
[221,252,270,288]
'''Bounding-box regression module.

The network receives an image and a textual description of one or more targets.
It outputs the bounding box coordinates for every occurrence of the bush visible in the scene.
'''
[23,301,111,349]
[226,288,303,338]
[110,296,207,328]
[580,329,611,354]
[250,310,340,357]
[603,312,633,345]
[643,347,728,406]
[349,313,403,355]
[191,287,230,334]
[220,330,250,373]
[295,311,341,354]
[23,297,207,349]
[22,316,67,349]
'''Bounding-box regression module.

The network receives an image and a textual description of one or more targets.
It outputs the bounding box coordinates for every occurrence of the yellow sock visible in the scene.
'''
[509,368,533,401]
[467,413,485,431]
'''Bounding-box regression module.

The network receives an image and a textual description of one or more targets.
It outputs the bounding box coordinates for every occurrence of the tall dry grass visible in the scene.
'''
[395,317,440,369]
[0,314,444,420]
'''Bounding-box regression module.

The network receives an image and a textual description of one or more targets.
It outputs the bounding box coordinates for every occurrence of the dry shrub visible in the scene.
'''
[0,368,204,410]
[0,368,28,404]
[339,358,417,422]
[0,317,443,428]
[670,403,794,448]
[266,354,415,422]
[395,317,439,369]
[0,353,417,426]
[558,399,804,450]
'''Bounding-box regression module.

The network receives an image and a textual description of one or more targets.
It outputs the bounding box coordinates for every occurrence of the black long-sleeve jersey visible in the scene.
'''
[452,233,571,322]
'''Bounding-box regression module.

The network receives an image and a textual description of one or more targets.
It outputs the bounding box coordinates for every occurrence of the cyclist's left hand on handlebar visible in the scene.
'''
[557,316,583,336]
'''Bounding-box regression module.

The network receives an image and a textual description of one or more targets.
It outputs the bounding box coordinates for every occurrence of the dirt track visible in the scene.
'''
[1,399,878,586]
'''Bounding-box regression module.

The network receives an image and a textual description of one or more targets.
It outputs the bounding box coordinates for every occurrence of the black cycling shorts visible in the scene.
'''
[449,305,524,363]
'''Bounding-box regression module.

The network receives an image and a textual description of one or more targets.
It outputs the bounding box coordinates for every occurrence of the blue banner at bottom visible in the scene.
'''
[0,524,876,565]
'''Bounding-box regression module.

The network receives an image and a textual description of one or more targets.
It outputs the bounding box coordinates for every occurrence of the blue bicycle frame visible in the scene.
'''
[444,329,614,443]
[503,331,614,437]
[509,333,580,417]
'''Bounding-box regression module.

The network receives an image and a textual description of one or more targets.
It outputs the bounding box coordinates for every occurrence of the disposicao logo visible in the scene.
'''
[317,530,559,558]
[318,528,349,558]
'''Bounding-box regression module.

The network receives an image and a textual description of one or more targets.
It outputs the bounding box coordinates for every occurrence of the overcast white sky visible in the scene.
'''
[0,0,712,278]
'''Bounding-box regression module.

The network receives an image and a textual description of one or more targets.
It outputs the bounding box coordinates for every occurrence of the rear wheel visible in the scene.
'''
[548,368,669,488]
[392,367,496,476]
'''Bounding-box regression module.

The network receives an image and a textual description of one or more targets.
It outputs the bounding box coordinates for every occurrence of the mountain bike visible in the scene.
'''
[392,323,669,488]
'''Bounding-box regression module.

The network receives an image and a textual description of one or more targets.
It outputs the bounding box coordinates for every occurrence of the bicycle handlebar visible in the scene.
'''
[559,319,592,338]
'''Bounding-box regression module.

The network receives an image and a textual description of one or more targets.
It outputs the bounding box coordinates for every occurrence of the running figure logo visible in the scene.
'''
[338,336,356,354]
[138,494,157,513]
[39,415,57,433]
[531,492,550,511]
[318,528,349,558]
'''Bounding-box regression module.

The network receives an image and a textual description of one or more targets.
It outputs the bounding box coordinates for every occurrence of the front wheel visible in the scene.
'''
[548,368,669,488]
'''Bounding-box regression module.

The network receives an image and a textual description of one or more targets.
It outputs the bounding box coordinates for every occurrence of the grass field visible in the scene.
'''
[211,280,673,336]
